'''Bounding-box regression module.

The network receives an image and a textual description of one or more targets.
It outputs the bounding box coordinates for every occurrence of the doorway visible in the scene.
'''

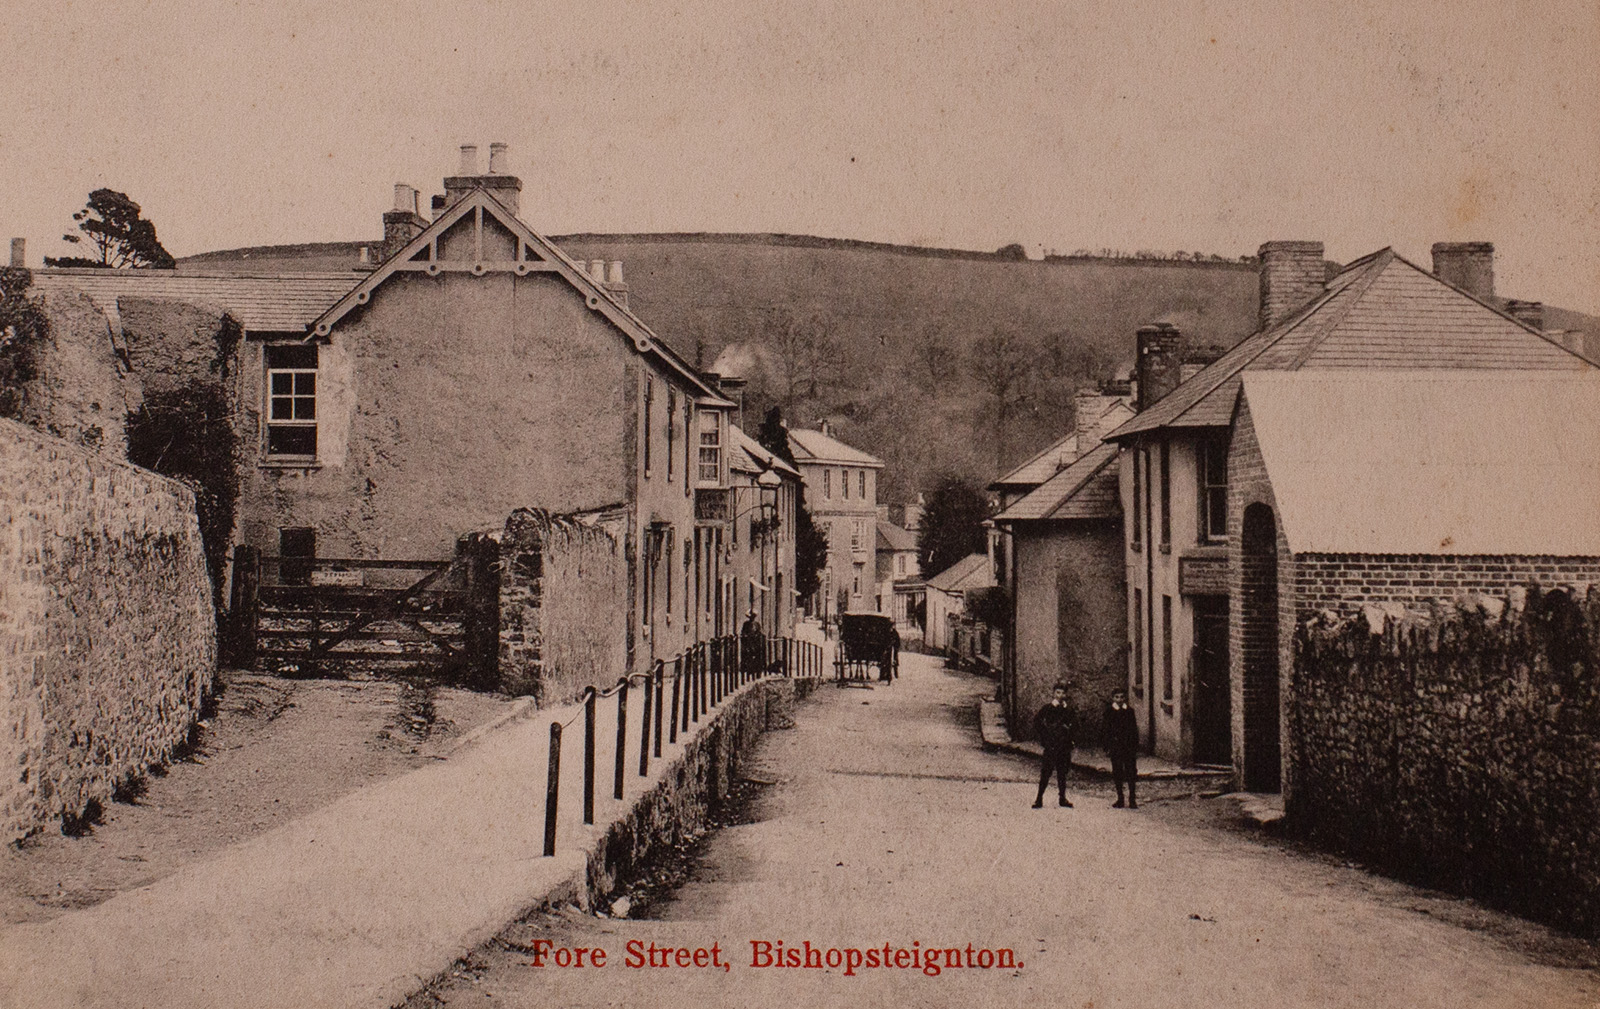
[1240,503,1280,792]
[1191,596,1231,765]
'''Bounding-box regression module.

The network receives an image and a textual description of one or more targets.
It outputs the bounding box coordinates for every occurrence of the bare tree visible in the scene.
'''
[764,308,843,412]
[969,327,1039,472]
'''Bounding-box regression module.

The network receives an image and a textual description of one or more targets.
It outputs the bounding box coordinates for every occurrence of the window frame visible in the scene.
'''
[264,344,319,461]
[696,409,721,484]
[1132,587,1145,696]
[1199,435,1228,544]
[1161,594,1174,701]
[1159,440,1171,551]
[1130,446,1143,550]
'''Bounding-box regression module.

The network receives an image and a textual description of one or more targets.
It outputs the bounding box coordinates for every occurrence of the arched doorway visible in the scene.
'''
[1240,503,1281,792]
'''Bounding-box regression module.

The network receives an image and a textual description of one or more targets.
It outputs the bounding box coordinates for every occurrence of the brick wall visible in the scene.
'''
[1296,554,1600,612]
[0,418,216,839]
[1227,399,1296,793]
[1292,586,1600,937]
[496,508,628,704]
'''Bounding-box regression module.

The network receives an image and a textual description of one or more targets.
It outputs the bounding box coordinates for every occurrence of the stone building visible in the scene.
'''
[31,146,767,677]
[1104,240,1595,776]
[787,423,883,619]
[724,427,801,639]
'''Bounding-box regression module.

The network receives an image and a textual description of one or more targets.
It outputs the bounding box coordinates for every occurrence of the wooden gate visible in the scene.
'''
[227,539,498,683]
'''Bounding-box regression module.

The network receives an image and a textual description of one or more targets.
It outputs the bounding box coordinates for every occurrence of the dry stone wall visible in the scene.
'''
[1292,585,1600,936]
[0,418,215,839]
[496,508,628,704]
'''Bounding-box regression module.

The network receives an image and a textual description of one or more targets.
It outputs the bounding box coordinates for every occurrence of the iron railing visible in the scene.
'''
[540,634,825,856]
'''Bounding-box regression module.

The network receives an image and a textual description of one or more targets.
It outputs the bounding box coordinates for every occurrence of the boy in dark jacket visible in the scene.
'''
[1104,688,1139,808]
[1032,682,1076,808]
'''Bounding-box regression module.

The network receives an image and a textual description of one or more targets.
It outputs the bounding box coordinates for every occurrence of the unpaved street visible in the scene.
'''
[410,652,1598,1008]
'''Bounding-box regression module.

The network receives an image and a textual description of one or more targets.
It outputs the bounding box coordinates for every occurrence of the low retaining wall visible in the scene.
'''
[584,677,801,902]
[0,418,216,839]
[1292,585,1600,937]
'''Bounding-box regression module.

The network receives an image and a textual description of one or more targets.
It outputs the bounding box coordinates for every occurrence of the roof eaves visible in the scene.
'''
[307,188,730,403]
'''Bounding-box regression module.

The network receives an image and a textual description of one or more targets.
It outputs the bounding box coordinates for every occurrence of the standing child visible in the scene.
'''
[1104,688,1139,808]
[1032,682,1076,808]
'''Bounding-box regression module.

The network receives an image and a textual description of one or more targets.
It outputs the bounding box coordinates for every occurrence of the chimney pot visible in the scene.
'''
[820,420,831,437]
[9,238,24,268]
[1431,242,1495,301]
[606,260,624,285]
[458,144,479,176]
[588,259,607,282]
[1257,240,1326,330]
[392,183,418,214]
[488,142,509,174]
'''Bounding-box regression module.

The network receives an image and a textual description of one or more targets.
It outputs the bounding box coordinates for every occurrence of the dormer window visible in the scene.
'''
[265,344,317,458]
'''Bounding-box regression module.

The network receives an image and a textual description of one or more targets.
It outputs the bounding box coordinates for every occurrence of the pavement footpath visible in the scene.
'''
[0,669,772,1009]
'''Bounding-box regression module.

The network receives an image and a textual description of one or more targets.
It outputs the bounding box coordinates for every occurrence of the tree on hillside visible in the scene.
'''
[913,321,960,389]
[45,189,175,269]
[969,327,1039,471]
[756,405,828,602]
[917,475,991,579]
[764,308,843,411]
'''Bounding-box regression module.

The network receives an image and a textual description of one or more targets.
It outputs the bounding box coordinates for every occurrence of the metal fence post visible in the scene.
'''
[544,721,561,856]
[614,679,628,801]
[638,673,653,777]
[670,658,683,742]
[653,661,664,758]
[583,689,596,825]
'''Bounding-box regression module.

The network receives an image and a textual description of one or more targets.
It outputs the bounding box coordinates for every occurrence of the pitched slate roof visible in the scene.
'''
[1242,371,1600,555]
[787,427,884,467]
[307,187,729,403]
[992,441,1121,523]
[1109,250,1593,439]
[925,552,993,594]
[876,520,916,552]
[990,399,1134,492]
[29,268,358,334]
[728,427,800,477]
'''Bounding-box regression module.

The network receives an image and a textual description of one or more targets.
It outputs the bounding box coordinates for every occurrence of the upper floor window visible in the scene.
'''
[1159,441,1171,550]
[842,468,850,499]
[823,469,832,499]
[1130,446,1143,549]
[266,344,317,458]
[858,470,866,499]
[697,410,721,482]
[1199,436,1228,543]
[666,387,676,480]
[643,377,654,475]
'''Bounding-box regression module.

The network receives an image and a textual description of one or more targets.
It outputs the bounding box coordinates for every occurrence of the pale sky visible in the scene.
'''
[4,0,1597,311]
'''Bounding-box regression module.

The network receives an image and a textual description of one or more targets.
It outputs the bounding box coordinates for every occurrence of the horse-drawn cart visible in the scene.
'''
[834,613,899,686]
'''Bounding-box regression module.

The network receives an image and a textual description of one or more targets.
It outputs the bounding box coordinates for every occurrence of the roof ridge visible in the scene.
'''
[990,428,1078,486]
[1039,442,1120,520]
[1283,249,1395,370]
[1388,249,1598,367]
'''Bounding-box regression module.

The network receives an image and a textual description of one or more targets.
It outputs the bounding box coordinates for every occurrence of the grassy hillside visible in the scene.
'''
[535,235,1261,500]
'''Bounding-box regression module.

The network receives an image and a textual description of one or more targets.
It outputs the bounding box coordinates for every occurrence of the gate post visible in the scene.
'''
[228,545,260,669]
[459,534,501,690]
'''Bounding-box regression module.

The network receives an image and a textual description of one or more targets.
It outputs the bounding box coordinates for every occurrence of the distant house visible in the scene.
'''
[874,519,920,632]
[788,423,883,619]
[923,552,994,655]
[724,427,802,639]
[988,384,1134,743]
[1104,240,1596,782]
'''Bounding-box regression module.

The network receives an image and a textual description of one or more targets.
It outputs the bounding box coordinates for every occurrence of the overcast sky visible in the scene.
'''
[4,0,1596,311]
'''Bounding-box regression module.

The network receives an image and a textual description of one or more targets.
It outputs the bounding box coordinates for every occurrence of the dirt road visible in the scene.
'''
[410,651,1599,1009]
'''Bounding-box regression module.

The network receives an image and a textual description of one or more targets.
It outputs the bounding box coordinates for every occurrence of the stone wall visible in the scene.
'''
[496,508,628,704]
[1291,586,1600,937]
[0,418,216,839]
[23,290,138,454]
[585,678,796,901]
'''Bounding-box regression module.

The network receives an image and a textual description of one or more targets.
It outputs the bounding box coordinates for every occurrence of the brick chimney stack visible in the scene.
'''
[443,140,522,216]
[1257,240,1326,330]
[380,184,428,262]
[1504,299,1544,331]
[9,238,23,268]
[1135,323,1184,412]
[1431,242,1494,301]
